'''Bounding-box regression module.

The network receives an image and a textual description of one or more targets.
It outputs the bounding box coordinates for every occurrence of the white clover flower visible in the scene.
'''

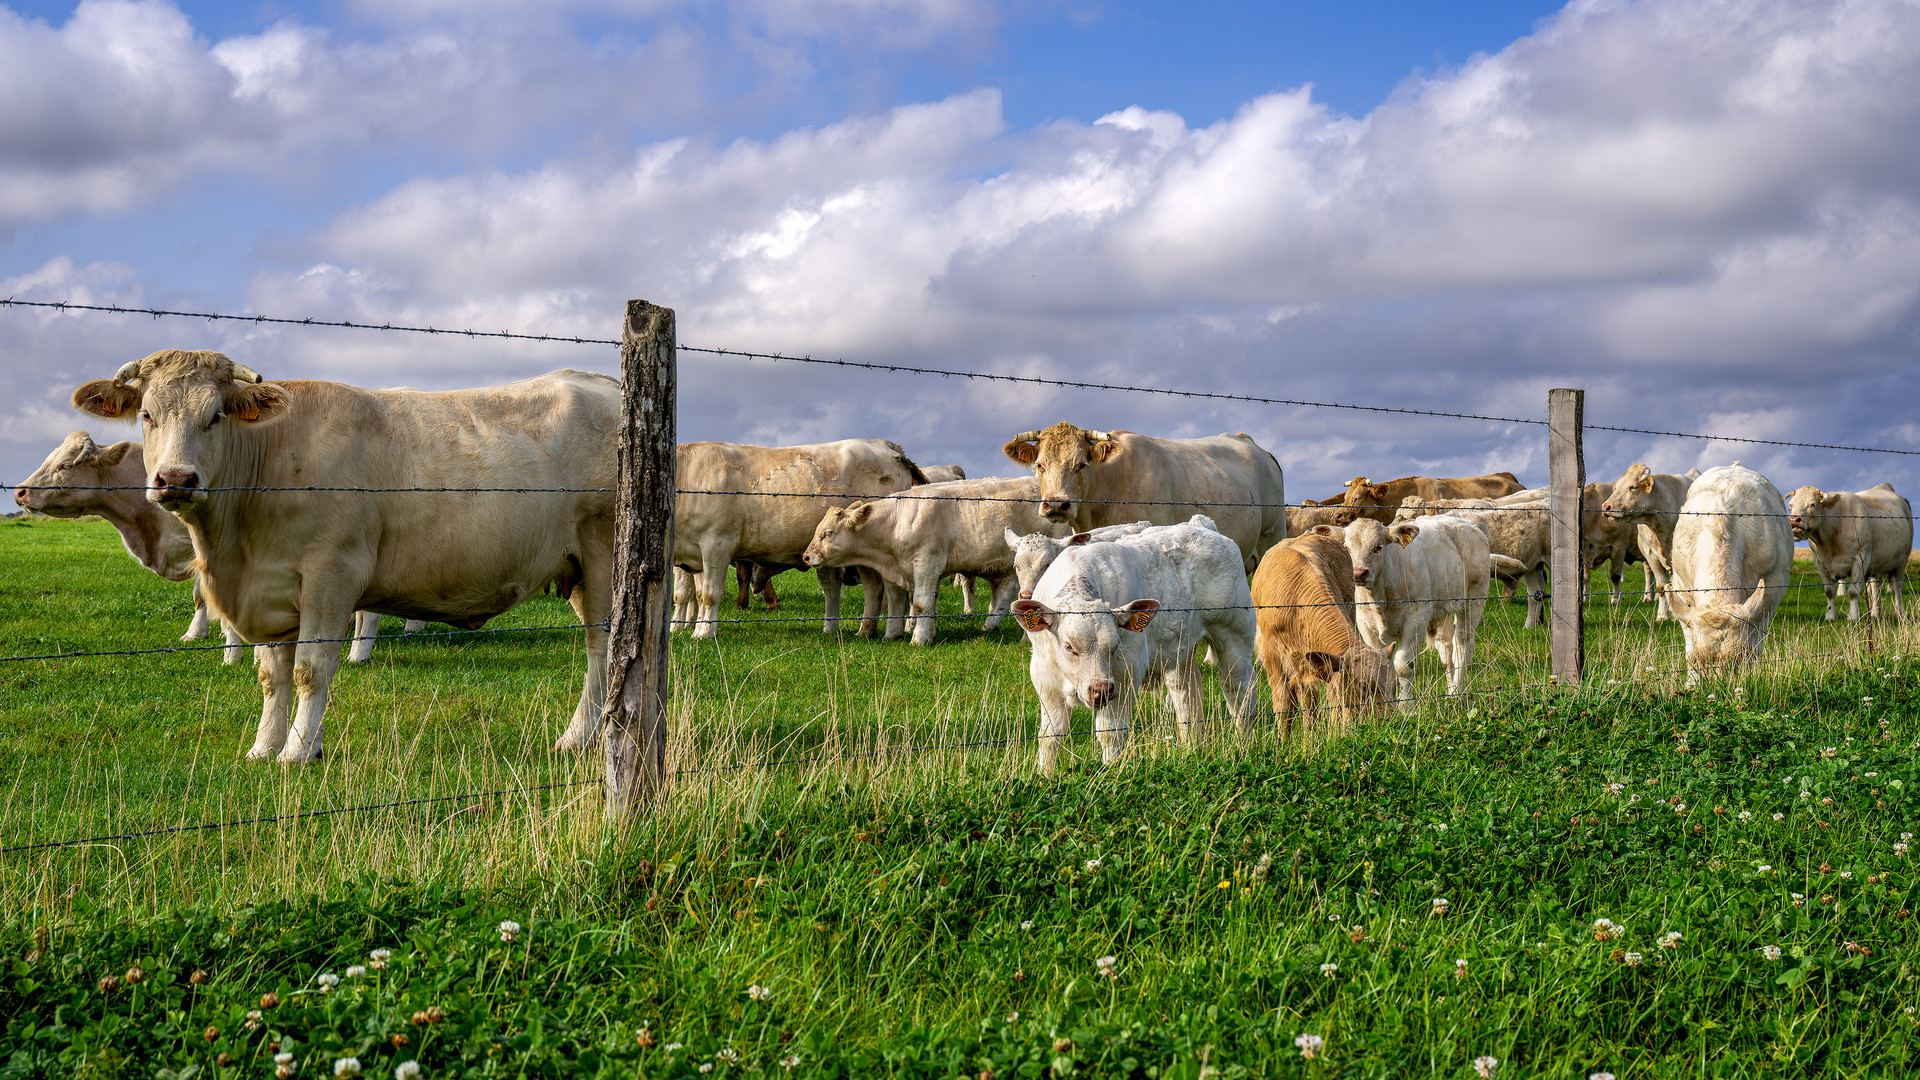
[1591,1073,1617,1080]
[717,1048,742,1065]
[394,1063,421,1080]
[1773,812,1786,822]
[1658,931,1683,949]
[1096,955,1119,979]
[245,1009,263,1031]
[1591,918,1623,941]
[1629,794,1641,804]
[333,1060,362,1079]
[1674,803,1687,814]
[1864,697,1875,704]
[665,1043,684,1053]
[1006,1012,1019,1022]
[1623,952,1644,967]
[1867,772,1879,778]
[1605,783,1624,796]
[747,984,772,1002]
[1020,920,1034,931]
[779,1056,800,1070]
[1319,962,1339,978]
[316,973,339,993]
[1820,748,1836,759]
[1800,791,1812,800]
[369,949,392,971]
[1432,898,1451,915]
[698,1065,713,1074]
[1757,865,1772,874]
[1294,1033,1324,1059]
[498,920,522,943]
[1792,893,1806,907]
[1896,842,1910,856]
[1454,958,1469,979]
[1840,871,1853,879]
[1474,1056,1499,1078]
[1761,945,1783,961]
[345,965,367,979]
[1905,833,1915,842]
[1738,811,1753,822]
[1435,823,1448,832]
[275,1054,295,1066]
[1083,858,1102,872]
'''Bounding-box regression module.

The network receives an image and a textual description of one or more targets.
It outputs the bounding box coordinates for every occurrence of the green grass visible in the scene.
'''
[2,516,1917,1077]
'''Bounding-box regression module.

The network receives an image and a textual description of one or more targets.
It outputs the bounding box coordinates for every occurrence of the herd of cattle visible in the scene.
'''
[11,352,1915,771]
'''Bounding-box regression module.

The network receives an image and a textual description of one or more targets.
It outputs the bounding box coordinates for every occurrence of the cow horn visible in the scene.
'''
[230,361,264,384]
[113,360,142,384]
[1007,430,1043,444]
[1088,430,1113,441]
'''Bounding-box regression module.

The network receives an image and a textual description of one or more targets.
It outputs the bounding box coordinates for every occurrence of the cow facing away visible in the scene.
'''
[1668,464,1794,677]
[802,476,1067,644]
[1602,464,1696,621]
[72,351,620,762]
[1010,521,1258,776]
[13,432,422,665]
[1250,533,1396,736]
[1314,516,1491,702]
[1334,473,1524,526]
[1002,422,1286,572]
[1787,483,1912,621]
[673,439,924,640]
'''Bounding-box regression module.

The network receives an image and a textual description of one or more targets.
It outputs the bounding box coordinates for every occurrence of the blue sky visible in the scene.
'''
[4,0,1919,498]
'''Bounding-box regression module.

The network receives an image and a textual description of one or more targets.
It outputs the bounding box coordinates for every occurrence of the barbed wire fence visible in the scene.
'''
[2,296,1913,856]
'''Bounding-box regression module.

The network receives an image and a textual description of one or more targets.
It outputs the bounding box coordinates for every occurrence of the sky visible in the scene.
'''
[4,0,1919,503]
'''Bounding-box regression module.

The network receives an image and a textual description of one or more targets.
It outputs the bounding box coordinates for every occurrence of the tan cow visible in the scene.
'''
[1333,472,1524,525]
[1394,496,1550,628]
[1581,481,1649,605]
[13,432,421,664]
[1787,483,1912,621]
[1285,495,1350,538]
[674,439,925,640]
[72,351,619,762]
[1602,464,1696,621]
[802,476,1066,644]
[1250,533,1395,736]
[1001,422,1286,572]
[1314,516,1491,701]
[1668,464,1793,677]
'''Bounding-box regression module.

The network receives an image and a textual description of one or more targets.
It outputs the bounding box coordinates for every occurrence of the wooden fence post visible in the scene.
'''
[603,300,676,815]
[1549,388,1585,686]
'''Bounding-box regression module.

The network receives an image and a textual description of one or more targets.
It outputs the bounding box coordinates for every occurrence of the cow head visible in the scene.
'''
[1304,644,1396,720]
[1785,486,1839,541]
[1678,599,1769,670]
[72,350,290,513]
[1333,478,1389,526]
[1003,422,1123,522]
[1010,596,1159,708]
[1601,463,1656,520]
[803,503,873,568]
[1004,527,1071,599]
[1321,518,1414,586]
[13,431,133,515]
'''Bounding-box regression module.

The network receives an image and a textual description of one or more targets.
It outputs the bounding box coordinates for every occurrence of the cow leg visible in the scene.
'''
[1821,577,1839,622]
[404,619,425,633]
[882,582,910,641]
[908,559,945,646]
[1034,680,1074,777]
[854,567,887,637]
[1213,631,1258,737]
[1848,557,1868,621]
[555,544,614,752]
[1389,625,1421,705]
[246,642,296,760]
[733,561,752,609]
[982,575,1016,631]
[347,610,380,663]
[1163,657,1206,746]
[279,599,356,763]
[222,622,245,665]
[184,579,212,641]
[820,567,846,632]
[672,568,696,630]
[1650,561,1674,622]
[693,540,735,640]
[956,573,976,615]
[1448,607,1480,696]
[755,565,779,610]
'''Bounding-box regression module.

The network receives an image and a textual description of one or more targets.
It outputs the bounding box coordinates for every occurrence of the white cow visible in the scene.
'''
[1004,519,1160,599]
[1602,464,1696,621]
[802,476,1067,644]
[1315,516,1490,701]
[1786,483,1912,621]
[1394,497,1550,629]
[1009,521,1258,776]
[1668,464,1794,678]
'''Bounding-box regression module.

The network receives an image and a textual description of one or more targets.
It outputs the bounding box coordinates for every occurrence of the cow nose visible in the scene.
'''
[1353,569,1368,584]
[1040,500,1072,519]
[11,486,27,508]
[1018,590,1033,600]
[153,467,200,492]
[1086,680,1115,707]
[802,552,820,566]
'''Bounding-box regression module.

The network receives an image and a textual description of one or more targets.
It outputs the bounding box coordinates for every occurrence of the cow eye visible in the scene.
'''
[139,410,153,424]
[1062,641,1076,655]
[207,413,223,428]
[1372,545,1383,553]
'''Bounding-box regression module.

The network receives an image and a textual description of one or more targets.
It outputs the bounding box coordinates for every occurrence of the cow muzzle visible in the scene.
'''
[1040,500,1073,520]
[1788,518,1804,539]
[802,551,823,567]
[150,467,205,505]
[1084,680,1116,708]
[1018,590,1033,600]
[1352,568,1370,585]
[11,486,29,509]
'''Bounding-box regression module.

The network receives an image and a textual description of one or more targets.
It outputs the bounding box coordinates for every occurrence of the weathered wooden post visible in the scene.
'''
[1548,388,1585,686]
[603,300,676,814]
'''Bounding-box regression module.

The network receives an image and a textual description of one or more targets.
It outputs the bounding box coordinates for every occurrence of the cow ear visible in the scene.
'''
[1310,524,1337,537]
[1115,598,1159,632]
[225,382,290,424]
[1003,437,1040,465]
[1004,527,1022,549]
[1820,492,1841,508]
[1088,437,1123,464]
[1010,599,1055,633]
[73,379,141,420]
[1067,532,1093,546]
[94,441,133,467]
[1636,470,1655,493]
[1390,523,1419,546]
[847,502,873,525]
[1303,651,1342,681]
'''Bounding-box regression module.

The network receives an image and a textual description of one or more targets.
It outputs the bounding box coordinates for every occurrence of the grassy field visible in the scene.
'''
[1,516,1917,1077]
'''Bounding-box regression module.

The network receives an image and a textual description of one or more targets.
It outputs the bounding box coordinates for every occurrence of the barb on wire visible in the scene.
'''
[1588,421,1920,458]
[1,778,599,856]
[0,620,598,665]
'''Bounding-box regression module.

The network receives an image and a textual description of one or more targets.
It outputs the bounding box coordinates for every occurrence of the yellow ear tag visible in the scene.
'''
[1016,610,1051,633]
[1123,610,1155,632]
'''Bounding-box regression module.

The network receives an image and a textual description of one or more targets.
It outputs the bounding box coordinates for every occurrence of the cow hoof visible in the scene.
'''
[244,746,277,761]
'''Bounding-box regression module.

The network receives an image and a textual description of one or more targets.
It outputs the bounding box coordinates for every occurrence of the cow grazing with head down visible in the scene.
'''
[1668,464,1794,678]
[1009,520,1258,776]
[1250,533,1395,736]
[72,350,620,762]
[1786,483,1912,621]
[1333,473,1525,526]
[1001,423,1286,572]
